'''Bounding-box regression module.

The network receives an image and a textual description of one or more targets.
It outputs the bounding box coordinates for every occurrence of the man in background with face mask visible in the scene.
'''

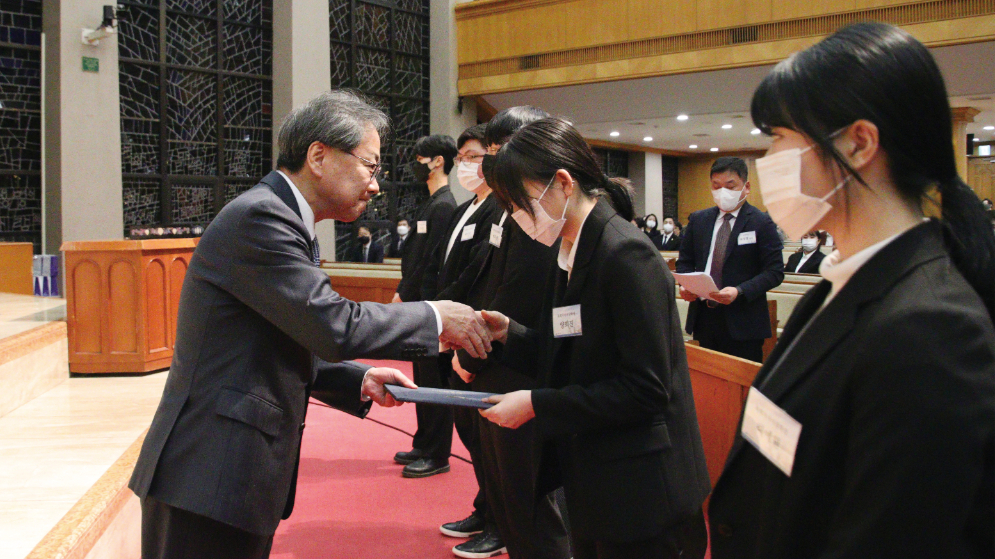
[345,225,384,263]
[661,217,681,250]
[676,157,784,363]
[388,219,410,258]
[391,135,458,479]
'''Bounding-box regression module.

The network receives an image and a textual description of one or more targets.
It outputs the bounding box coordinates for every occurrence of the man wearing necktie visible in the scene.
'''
[129,90,494,559]
[676,157,784,363]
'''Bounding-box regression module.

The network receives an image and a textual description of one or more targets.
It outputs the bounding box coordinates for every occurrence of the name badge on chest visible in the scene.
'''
[741,386,802,476]
[417,220,428,234]
[738,231,757,245]
[552,304,582,338]
[489,224,503,247]
[461,223,476,241]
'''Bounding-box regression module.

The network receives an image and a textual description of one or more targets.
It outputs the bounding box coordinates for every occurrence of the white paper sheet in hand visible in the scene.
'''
[672,272,719,301]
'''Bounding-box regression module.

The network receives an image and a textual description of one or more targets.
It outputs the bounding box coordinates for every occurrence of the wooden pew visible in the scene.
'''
[686,343,762,488]
[322,264,401,304]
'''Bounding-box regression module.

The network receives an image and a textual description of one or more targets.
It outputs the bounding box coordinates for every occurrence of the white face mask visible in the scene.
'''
[801,238,819,252]
[645,220,657,229]
[511,176,568,247]
[712,186,746,212]
[755,143,850,240]
[662,223,674,234]
[457,161,485,193]
[397,225,409,236]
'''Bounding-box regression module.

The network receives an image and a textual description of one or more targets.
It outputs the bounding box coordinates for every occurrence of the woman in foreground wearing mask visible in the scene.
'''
[642,213,665,250]
[784,230,825,274]
[476,117,711,559]
[708,22,995,559]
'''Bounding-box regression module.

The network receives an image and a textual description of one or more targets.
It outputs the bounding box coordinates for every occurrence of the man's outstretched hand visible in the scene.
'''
[362,367,417,407]
[434,300,493,358]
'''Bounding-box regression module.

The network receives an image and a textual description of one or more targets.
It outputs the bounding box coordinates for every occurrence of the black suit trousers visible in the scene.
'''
[571,509,707,559]
[450,369,488,522]
[692,305,764,363]
[411,355,454,459]
[141,496,274,559]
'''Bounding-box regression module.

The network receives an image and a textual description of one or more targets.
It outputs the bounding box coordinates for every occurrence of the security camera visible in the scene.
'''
[81,5,118,45]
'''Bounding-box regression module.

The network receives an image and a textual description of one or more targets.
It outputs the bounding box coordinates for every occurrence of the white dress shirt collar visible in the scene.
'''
[558,207,593,278]
[276,170,316,240]
[819,232,903,305]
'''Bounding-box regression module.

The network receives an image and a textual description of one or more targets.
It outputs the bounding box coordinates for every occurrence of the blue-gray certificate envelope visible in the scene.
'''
[385,385,497,409]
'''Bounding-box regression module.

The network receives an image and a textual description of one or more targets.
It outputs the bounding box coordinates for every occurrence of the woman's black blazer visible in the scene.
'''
[708,222,995,559]
[502,198,711,543]
[784,249,825,274]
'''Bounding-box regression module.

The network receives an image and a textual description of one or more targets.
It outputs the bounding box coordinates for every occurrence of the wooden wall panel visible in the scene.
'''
[968,157,995,203]
[72,261,103,354]
[146,260,168,353]
[108,262,139,354]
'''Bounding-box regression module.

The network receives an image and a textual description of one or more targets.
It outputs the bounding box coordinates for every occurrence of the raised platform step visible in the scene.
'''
[0,293,69,419]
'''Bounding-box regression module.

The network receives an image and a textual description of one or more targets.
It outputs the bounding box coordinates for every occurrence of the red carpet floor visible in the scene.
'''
[271,359,712,559]
[271,360,480,559]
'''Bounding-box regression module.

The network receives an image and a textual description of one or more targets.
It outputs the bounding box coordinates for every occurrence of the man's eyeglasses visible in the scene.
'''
[455,153,485,165]
[346,151,382,184]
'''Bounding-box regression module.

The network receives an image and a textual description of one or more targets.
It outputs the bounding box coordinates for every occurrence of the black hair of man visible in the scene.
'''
[710,156,749,182]
[413,135,458,174]
[484,106,551,147]
[457,124,487,151]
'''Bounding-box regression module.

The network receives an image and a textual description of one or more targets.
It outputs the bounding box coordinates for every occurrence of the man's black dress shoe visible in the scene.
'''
[452,529,507,558]
[439,513,485,537]
[393,448,424,465]
[401,457,450,478]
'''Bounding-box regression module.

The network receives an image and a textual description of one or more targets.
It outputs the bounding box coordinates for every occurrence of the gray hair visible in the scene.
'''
[276,89,390,172]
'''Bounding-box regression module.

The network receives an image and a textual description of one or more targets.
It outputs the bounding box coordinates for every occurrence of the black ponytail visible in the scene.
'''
[940,177,995,317]
[601,176,635,222]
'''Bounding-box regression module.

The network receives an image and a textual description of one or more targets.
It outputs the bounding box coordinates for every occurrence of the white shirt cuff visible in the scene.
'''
[425,301,443,337]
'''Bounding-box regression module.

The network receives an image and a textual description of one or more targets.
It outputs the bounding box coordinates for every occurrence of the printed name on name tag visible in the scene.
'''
[552,304,582,338]
[417,220,428,234]
[461,223,476,241]
[741,386,802,476]
[489,224,503,247]
[738,231,757,245]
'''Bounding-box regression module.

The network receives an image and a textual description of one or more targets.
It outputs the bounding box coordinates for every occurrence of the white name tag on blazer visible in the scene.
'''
[417,220,428,234]
[741,387,802,477]
[738,231,757,245]
[461,223,476,241]
[489,224,503,247]
[552,305,582,338]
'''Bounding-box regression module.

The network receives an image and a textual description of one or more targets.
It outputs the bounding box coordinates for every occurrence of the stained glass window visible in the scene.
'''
[118,0,272,235]
[0,0,42,251]
[330,0,430,260]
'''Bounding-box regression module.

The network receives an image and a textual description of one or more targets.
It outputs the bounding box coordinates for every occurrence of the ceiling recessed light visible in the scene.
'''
[609,131,620,137]
[750,128,761,135]
[643,136,653,142]
[676,114,689,121]
[721,124,733,130]
[710,147,719,152]
[689,144,698,149]
[975,138,981,142]
[985,126,995,131]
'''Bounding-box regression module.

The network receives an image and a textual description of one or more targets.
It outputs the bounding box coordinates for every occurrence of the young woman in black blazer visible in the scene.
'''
[783,230,825,274]
[708,23,995,559]
[477,118,711,559]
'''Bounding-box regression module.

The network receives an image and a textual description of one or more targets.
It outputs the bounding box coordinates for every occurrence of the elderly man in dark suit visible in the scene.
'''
[677,157,784,362]
[129,90,493,559]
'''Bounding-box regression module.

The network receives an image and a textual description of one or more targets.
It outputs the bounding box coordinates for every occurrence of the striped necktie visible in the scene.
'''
[311,236,320,267]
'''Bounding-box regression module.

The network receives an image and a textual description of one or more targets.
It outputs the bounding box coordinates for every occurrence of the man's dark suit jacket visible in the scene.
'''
[421,194,502,302]
[784,249,825,274]
[501,199,711,543]
[676,202,784,340]
[129,171,439,536]
[396,185,457,302]
[387,235,408,258]
[708,222,994,559]
[660,233,681,251]
[345,240,384,263]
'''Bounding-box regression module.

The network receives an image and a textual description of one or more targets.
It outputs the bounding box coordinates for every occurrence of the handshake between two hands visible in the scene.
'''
[360,303,510,407]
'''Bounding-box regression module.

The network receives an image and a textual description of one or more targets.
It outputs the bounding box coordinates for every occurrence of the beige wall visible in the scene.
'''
[628,151,664,219]
[677,152,765,221]
[43,0,124,253]
[272,0,335,257]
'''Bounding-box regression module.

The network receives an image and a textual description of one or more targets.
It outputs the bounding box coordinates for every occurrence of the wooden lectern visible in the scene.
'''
[61,239,197,373]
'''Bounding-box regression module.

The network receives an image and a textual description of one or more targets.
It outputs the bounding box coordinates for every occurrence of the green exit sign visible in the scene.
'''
[82,56,99,73]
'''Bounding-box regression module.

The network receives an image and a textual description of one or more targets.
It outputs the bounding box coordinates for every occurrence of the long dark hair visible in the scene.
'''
[491,118,634,221]
[752,22,994,317]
